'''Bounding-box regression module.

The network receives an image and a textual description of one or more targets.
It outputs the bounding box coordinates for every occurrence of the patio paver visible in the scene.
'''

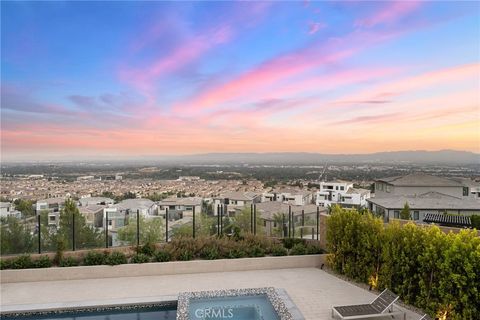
[1,268,422,320]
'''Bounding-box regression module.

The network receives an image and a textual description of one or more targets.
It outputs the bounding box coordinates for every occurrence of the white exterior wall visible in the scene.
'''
[315,182,369,207]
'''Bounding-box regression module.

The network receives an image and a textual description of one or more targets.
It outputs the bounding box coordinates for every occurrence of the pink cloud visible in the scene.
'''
[355,1,422,28]
[308,21,325,35]
[172,27,403,115]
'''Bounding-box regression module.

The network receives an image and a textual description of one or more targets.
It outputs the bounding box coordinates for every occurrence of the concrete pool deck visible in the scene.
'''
[1,268,422,319]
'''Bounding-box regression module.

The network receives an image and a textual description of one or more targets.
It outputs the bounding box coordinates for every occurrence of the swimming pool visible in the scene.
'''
[188,295,279,320]
[2,288,301,320]
[177,287,295,320]
[1,302,177,320]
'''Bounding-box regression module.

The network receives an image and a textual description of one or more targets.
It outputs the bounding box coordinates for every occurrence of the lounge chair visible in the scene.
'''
[331,288,405,319]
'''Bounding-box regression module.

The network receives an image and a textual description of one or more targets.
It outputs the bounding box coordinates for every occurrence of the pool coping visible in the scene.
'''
[177,287,303,320]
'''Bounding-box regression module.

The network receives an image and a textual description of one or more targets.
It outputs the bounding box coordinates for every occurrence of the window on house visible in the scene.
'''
[340,186,344,190]
[386,185,390,192]
[394,211,399,219]
[414,211,419,220]
[463,187,469,196]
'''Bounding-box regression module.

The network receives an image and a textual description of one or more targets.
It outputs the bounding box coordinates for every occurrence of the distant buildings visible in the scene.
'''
[78,197,114,207]
[0,202,22,219]
[158,197,202,219]
[262,189,313,206]
[76,175,96,181]
[368,173,480,222]
[373,173,474,199]
[315,181,370,208]
[368,191,480,221]
[255,202,328,236]
[112,198,158,217]
[35,197,66,227]
[213,192,261,216]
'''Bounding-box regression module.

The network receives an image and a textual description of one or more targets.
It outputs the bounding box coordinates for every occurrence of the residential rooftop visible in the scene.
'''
[377,173,464,187]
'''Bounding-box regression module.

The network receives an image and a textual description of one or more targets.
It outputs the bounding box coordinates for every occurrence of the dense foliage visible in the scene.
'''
[326,207,480,319]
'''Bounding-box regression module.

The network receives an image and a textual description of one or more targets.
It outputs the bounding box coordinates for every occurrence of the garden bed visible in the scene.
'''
[1,235,326,283]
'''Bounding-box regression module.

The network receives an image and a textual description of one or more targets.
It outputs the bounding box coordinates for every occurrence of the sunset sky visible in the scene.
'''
[1,1,479,161]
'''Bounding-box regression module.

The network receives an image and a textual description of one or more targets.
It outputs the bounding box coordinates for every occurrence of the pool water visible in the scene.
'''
[188,295,280,320]
[1,304,177,320]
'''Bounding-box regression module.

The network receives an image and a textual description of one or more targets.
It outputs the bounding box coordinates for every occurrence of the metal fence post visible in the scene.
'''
[217,204,220,236]
[282,213,285,238]
[220,204,223,235]
[288,205,291,237]
[136,210,140,248]
[316,206,320,241]
[165,208,169,243]
[253,204,257,235]
[292,210,295,238]
[72,212,76,251]
[105,211,109,248]
[37,214,41,254]
[250,203,253,233]
[193,206,196,239]
[301,209,305,239]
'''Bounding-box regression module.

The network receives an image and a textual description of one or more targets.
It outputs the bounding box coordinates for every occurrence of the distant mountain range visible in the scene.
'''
[157,150,479,165]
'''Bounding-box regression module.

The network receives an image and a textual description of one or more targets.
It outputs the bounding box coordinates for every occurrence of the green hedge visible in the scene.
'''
[327,207,480,319]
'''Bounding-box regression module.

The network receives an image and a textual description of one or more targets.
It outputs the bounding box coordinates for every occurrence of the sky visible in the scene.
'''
[1,1,479,161]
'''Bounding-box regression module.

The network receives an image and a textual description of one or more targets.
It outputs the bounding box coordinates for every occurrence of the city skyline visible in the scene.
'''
[1,1,479,161]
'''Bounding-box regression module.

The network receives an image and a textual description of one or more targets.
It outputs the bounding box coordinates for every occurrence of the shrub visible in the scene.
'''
[168,237,197,260]
[326,207,480,319]
[131,253,150,264]
[248,245,265,257]
[54,235,67,265]
[306,243,323,255]
[200,246,220,260]
[152,250,171,262]
[282,238,305,249]
[83,251,106,266]
[33,255,52,268]
[178,250,193,261]
[105,251,127,265]
[11,255,34,269]
[471,215,480,229]
[59,256,79,267]
[271,245,288,256]
[326,207,383,283]
[0,259,12,270]
[290,243,307,255]
[243,234,274,252]
[227,248,247,259]
[137,242,155,256]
